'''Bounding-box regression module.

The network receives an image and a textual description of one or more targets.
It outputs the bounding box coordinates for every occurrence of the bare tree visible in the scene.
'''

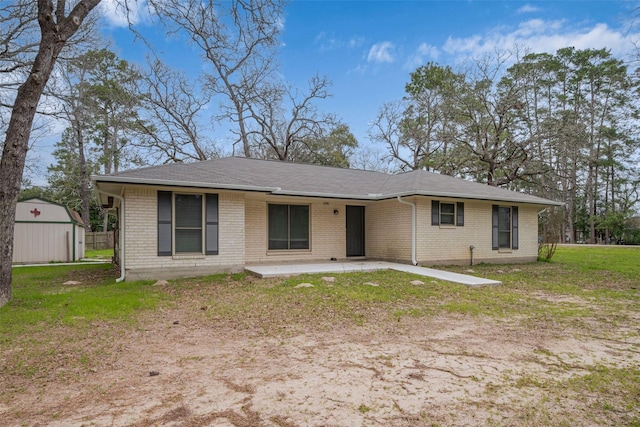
[1,0,99,115]
[246,75,337,161]
[138,57,218,162]
[369,101,406,168]
[350,146,394,173]
[150,0,284,157]
[0,0,103,306]
[0,1,38,96]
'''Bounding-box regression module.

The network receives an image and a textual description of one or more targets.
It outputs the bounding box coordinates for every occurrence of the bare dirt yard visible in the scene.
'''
[2,254,640,426]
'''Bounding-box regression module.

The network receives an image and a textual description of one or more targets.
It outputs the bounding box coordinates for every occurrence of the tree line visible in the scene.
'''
[371,49,640,245]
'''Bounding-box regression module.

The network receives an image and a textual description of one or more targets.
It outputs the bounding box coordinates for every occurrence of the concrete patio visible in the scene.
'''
[245,260,501,287]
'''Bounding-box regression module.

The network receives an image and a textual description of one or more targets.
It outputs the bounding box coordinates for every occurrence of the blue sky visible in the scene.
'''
[29,0,640,177]
[276,0,638,152]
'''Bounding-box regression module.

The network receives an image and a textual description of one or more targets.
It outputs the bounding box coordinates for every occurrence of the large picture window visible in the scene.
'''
[158,191,218,256]
[268,204,309,250]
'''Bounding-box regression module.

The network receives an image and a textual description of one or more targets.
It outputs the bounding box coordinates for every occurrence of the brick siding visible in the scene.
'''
[122,187,540,279]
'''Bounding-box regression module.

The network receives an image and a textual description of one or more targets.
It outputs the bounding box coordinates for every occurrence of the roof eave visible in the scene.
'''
[271,189,380,200]
[91,176,563,206]
[381,190,563,206]
[274,189,562,206]
[92,175,278,193]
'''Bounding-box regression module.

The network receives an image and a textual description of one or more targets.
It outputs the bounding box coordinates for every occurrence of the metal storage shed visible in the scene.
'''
[13,198,86,264]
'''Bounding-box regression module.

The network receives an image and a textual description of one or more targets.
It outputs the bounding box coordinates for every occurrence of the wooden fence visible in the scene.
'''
[85,231,114,250]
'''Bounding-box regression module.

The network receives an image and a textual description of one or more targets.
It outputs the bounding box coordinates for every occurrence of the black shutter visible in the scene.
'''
[512,206,519,250]
[205,194,219,255]
[431,200,440,226]
[158,191,172,256]
[456,202,464,226]
[492,205,499,250]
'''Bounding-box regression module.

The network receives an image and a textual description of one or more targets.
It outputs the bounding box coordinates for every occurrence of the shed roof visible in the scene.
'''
[93,157,561,206]
[17,197,86,225]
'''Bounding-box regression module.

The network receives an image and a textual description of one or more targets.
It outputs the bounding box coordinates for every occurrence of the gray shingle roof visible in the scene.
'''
[93,157,561,206]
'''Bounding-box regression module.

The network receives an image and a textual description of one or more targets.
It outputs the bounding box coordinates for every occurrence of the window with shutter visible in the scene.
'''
[157,191,219,256]
[431,200,464,226]
[492,205,518,250]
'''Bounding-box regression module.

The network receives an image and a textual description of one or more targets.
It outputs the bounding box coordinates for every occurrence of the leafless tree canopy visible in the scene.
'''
[138,57,218,163]
[246,75,338,161]
[149,0,285,157]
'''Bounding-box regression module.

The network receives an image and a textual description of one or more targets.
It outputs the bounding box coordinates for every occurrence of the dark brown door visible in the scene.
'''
[346,205,365,257]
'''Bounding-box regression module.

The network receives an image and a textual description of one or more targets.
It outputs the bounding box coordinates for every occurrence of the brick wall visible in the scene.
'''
[123,186,245,279]
[122,187,541,279]
[366,197,539,265]
[366,199,413,262]
[416,198,539,265]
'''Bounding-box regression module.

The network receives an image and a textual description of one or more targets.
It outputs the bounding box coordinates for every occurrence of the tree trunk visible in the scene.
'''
[0,0,102,307]
[0,27,62,306]
[75,123,92,230]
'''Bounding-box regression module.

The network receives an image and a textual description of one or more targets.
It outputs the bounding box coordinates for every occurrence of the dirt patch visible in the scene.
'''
[3,300,639,427]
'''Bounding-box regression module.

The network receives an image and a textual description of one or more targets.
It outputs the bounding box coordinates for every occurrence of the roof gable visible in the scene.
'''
[16,198,84,224]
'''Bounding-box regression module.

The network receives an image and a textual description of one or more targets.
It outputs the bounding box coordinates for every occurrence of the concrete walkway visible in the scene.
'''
[12,260,111,268]
[245,261,501,287]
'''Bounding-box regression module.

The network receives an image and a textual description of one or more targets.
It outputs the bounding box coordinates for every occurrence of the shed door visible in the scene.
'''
[346,205,365,257]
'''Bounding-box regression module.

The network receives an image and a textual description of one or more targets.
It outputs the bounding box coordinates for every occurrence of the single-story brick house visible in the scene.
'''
[93,157,561,280]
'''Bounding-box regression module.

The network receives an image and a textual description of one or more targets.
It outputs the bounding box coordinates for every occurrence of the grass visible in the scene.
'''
[184,246,639,332]
[4,246,638,335]
[84,248,114,259]
[1,264,169,381]
[6,245,637,329]
[1,264,166,337]
[553,245,640,278]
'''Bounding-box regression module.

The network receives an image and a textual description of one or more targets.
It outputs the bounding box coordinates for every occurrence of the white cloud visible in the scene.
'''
[404,42,440,70]
[443,20,637,62]
[315,32,364,52]
[348,36,365,49]
[517,4,540,14]
[367,41,395,63]
[100,0,149,27]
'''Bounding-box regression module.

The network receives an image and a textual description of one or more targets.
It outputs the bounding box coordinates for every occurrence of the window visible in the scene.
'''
[492,205,518,250]
[440,203,455,225]
[431,200,464,226]
[174,194,202,253]
[268,204,309,250]
[498,207,511,249]
[158,191,218,256]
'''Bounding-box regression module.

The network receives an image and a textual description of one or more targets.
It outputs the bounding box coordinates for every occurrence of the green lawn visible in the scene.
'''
[84,248,114,259]
[3,245,638,333]
[1,264,164,337]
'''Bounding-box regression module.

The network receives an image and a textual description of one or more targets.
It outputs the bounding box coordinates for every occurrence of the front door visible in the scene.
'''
[346,205,365,257]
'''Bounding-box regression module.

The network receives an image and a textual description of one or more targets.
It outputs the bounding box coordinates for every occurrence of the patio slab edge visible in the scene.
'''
[245,261,501,287]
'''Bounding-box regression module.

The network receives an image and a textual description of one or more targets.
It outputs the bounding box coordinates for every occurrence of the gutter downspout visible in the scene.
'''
[96,189,125,282]
[397,196,418,266]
